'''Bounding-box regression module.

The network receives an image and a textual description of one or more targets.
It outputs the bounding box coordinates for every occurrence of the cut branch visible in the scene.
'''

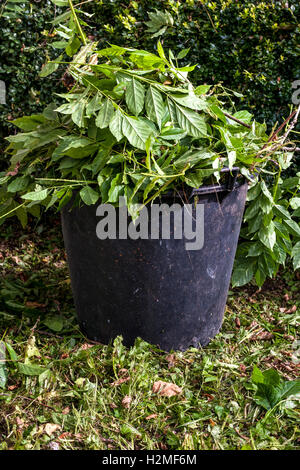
[223,112,251,129]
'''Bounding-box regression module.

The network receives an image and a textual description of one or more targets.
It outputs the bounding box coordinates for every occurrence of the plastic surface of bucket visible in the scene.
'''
[61,173,248,351]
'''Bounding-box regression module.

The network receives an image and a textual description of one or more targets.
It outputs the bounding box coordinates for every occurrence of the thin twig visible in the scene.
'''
[223,112,251,129]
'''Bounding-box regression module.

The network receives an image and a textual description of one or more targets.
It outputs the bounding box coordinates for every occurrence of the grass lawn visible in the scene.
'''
[0,217,299,450]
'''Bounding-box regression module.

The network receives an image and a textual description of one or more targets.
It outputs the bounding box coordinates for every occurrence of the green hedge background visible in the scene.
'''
[0,0,299,148]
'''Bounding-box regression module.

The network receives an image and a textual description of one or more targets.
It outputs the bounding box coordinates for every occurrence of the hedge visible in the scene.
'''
[0,0,299,149]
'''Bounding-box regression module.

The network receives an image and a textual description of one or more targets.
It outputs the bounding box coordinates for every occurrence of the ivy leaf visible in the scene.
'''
[79,186,99,205]
[175,103,207,138]
[122,116,154,150]
[96,99,115,129]
[125,78,145,116]
[145,86,165,129]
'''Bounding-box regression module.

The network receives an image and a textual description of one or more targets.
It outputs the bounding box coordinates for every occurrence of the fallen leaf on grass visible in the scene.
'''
[80,343,94,350]
[250,331,274,341]
[8,384,18,391]
[203,393,214,401]
[16,417,25,431]
[60,353,69,360]
[121,395,132,409]
[165,354,176,368]
[111,376,130,386]
[62,406,70,415]
[279,305,297,314]
[145,413,158,420]
[44,423,61,436]
[152,381,182,397]
[58,432,72,440]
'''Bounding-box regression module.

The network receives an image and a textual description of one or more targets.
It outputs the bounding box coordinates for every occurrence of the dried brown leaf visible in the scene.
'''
[121,395,132,409]
[152,381,182,397]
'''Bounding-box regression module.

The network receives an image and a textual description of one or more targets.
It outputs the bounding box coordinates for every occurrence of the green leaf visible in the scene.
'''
[12,115,46,131]
[177,48,190,59]
[108,174,124,203]
[79,186,99,205]
[175,103,207,138]
[255,268,266,287]
[174,148,215,169]
[5,342,18,362]
[251,366,300,411]
[195,85,212,95]
[209,104,227,124]
[72,100,86,128]
[0,363,7,389]
[18,363,47,376]
[65,35,81,57]
[125,78,145,116]
[290,197,300,210]
[0,342,7,389]
[157,40,166,60]
[96,99,115,129]
[39,58,60,78]
[229,110,253,125]
[273,204,291,220]
[170,93,207,111]
[258,221,276,250]
[260,180,273,204]
[43,316,64,332]
[281,177,300,190]
[16,206,28,228]
[7,176,30,193]
[145,86,165,129]
[109,109,124,141]
[231,260,255,287]
[291,241,300,270]
[283,219,300,237]
[86,93,102,116]
[21,189,48,201]
[251,365,265,385]
[122,116,154,150]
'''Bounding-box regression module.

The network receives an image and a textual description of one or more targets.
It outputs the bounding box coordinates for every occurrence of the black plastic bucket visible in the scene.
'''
[61,169,248,351]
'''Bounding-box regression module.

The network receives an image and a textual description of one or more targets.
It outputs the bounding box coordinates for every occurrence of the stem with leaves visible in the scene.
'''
[68,0,87,46]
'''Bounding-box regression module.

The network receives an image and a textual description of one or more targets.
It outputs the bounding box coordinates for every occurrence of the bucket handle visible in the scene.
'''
[189,167,241,197]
